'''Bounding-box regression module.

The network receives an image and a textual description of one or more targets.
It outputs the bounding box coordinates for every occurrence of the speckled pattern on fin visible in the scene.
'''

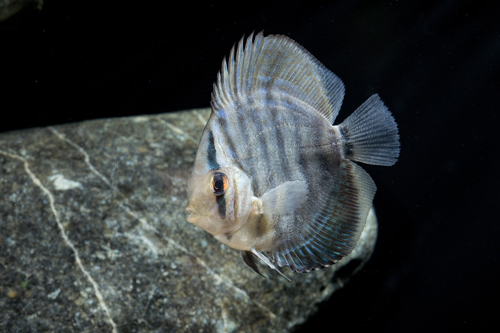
[270,160,377,273]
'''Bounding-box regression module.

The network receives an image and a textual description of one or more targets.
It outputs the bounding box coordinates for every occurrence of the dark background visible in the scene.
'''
[1,0,499,331]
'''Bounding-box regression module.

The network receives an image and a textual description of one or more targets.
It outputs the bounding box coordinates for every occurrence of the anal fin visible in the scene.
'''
[271,160,376,273]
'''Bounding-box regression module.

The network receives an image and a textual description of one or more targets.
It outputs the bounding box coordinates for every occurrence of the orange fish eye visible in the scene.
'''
[210,172,228,196]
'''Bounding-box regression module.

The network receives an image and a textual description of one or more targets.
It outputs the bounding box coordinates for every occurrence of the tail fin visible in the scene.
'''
[339,94,400,166]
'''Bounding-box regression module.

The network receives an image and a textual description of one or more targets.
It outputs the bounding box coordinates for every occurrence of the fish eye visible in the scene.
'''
[210,172,228,196]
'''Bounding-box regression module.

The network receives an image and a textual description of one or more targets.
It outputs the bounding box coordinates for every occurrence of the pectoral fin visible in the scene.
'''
[261,180,308,216]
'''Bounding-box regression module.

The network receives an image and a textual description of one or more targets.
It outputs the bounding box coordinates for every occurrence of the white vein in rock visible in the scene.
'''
[157,118,198,144]
[0,149,118,333]
[50,127,158,233]
[194,110,210,126]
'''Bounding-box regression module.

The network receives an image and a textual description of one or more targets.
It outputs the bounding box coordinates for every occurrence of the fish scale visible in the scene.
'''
[186,32,400,278]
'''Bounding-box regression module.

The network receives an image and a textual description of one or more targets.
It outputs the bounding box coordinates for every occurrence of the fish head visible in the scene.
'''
[186,164,254,238]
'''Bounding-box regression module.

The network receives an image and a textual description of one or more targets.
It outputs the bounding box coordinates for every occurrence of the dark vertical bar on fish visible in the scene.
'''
[186,32,400,277]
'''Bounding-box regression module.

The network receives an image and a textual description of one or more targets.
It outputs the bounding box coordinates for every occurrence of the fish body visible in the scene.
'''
[186,32,400,277]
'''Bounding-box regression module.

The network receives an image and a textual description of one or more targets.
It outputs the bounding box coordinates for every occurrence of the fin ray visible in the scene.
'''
[251,249,291,281]
[211,31,345,125]
[261,180,308,216]
[339,94,400,166]
[270,160,376,273]
[241,251,265,278]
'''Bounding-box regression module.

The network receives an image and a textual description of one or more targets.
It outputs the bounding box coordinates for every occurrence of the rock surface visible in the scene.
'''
[0,108,377,332]
[0,0,42,21]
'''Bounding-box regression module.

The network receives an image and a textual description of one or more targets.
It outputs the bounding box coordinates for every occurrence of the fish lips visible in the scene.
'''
[185,206,199,224]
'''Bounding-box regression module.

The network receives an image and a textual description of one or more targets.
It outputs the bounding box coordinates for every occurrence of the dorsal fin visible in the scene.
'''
[211,31,345,124]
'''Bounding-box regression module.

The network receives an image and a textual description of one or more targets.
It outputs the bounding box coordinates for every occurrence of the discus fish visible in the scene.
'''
[186,32,400,279]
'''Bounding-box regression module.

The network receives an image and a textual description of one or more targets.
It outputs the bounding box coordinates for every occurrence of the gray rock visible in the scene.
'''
[0,108,377,332]
[0,0,43,22]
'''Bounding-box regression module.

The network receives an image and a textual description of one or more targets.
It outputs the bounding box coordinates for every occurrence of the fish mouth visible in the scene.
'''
[185,207,198,223]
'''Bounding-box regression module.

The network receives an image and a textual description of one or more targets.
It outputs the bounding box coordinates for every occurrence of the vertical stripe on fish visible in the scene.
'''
[186,32,400,277]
